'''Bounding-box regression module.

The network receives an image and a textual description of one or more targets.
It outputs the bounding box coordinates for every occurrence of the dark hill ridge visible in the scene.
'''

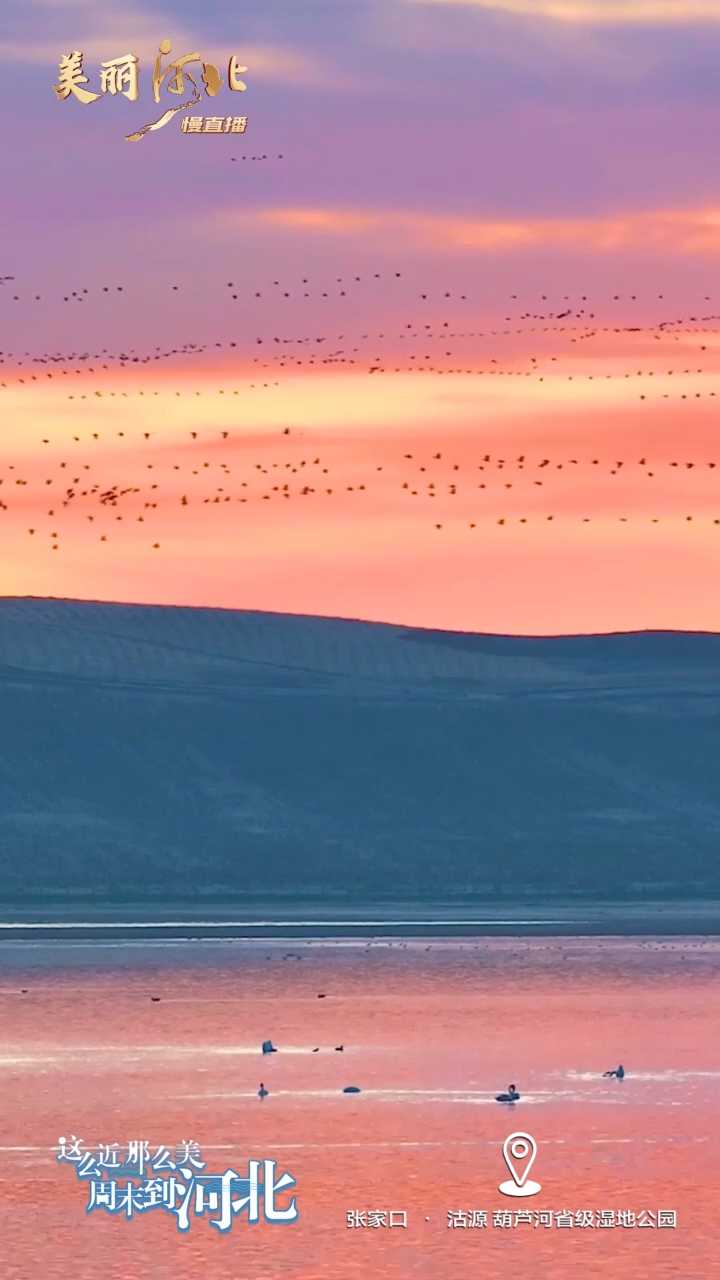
[0,598,718,902]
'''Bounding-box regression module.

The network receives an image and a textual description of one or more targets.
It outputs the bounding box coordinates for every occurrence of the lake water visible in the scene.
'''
[1,935,718,1278]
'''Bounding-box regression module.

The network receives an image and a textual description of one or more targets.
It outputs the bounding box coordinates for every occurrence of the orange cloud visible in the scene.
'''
[216,204,720,255]
[410,0,720,23]
[4,356,720,632]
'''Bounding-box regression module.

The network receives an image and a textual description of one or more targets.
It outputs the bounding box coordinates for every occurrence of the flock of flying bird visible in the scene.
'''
[230,153,285,163]
[2,268,720,554]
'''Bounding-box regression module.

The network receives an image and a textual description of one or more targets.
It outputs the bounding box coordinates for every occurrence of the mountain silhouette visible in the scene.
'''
[0,598,717,904]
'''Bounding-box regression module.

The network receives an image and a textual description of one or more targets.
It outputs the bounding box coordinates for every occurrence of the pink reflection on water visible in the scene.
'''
[1,937,718,1279]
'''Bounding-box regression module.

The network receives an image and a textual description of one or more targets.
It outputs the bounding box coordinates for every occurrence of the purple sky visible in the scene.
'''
[3,0,720,631]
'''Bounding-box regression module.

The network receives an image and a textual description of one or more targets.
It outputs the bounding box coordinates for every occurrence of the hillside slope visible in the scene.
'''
[0,598,718,902]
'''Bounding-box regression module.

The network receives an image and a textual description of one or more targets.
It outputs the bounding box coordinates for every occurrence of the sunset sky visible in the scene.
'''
[3,0,720,632]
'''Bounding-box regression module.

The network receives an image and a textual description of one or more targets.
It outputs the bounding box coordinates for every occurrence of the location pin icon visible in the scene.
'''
[502,1132,537,1188]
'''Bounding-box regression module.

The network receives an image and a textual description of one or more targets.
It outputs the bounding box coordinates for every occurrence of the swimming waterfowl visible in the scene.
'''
[496,1083,520,1102]
[603,1064,625,1079]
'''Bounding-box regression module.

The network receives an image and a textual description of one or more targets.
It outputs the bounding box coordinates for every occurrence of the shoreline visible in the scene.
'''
[1,900,719,941]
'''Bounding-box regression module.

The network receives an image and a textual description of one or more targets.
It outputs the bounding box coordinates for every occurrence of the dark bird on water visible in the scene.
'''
[496,1083,520,1103]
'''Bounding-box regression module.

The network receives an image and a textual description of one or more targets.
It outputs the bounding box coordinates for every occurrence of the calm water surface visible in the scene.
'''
[1,936,717,1279]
